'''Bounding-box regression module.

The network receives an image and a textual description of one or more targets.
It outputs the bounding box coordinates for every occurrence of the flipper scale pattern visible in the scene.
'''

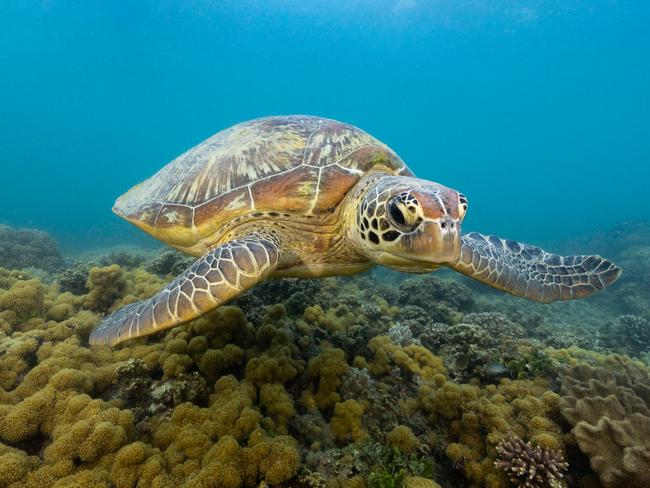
[89,235,280,346]
[452,232,621,303]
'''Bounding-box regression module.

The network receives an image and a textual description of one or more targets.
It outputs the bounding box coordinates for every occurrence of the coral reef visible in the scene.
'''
[0,224,64,272]
[99,249,147,269]
[398,275,474,314]
[386,425,420,454]
[0,278,45,320]
[559,362,650,487]
[56,263,91,295]
[397,275,473,324]
[145,248,195,277]
[0,223,649,487]
[0,267,304,487]
[494,436,568,488]
[364,442,436,488]
[412,374,565,487]
[83,264,128,313]
[415,312,543,382]
[614,315,650,357]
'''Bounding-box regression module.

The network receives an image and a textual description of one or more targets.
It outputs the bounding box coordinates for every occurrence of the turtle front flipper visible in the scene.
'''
[89,235,280,347]
[448,232,621,303]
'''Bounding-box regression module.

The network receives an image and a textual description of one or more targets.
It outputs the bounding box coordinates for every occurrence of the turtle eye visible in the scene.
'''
[458,193,468,219]
[387,195,421,231]
[388,199,406,226]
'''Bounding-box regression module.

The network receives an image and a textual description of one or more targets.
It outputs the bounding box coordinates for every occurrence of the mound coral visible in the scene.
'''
[415,312,536,382]
[386,425,420,454]
[99,249,147,269]
[368,335,446,381]
[303,347,350,411]
[145,248,195,277]
[403,476,442,488]
[331,399,366,443]
[56,262,91,295]
[398,274,474,316]
[0,267,307,487]
[0,278,45,320]
[151,375,300,485]
[259,383,296,435]
[83,264,127,312]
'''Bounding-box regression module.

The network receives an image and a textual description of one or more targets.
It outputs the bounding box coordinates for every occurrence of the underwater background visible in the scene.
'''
[1,0,649,249]
[1,1,650,488]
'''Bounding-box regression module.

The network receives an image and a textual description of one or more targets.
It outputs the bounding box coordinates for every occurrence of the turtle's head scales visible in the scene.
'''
[351,174,464,273]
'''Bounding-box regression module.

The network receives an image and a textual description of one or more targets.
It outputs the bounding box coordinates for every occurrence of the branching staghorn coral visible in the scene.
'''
[494,436,568,488]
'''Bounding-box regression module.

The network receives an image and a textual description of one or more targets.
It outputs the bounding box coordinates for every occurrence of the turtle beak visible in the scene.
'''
[383,218,461,271]
[409,218,461,264]
[405,186,462,264]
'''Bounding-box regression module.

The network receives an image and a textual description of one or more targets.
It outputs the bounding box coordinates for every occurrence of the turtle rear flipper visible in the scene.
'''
[89,235,280,347]
[448,232,621,303]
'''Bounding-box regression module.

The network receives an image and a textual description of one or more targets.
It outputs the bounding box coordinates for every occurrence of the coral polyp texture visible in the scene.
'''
[0,223,649,488]
[494,436,568,488]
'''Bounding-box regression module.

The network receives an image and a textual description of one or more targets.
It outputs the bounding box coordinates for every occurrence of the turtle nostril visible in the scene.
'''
[440,222,447,229]
[451,222,455,229]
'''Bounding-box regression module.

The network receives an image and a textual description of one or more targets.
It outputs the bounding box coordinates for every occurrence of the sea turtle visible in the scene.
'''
[89,115,621,346]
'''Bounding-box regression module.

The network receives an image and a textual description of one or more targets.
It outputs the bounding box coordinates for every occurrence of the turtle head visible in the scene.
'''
[352,175,468,272]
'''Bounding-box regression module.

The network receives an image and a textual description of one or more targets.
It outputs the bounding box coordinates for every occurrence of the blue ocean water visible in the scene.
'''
[0,1,648,252]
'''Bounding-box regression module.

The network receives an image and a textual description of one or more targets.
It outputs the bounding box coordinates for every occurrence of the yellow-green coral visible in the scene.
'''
[302,304,358,334]
[192,433,300,487]
[199,344,245,382]
[330,399,367,444]
[245,348,302,387]
[403,476,442,488]
[303,347,349,411]
[0,279,44,320]
[0,257,634,488]
[259,384,295,434]
[417,375,564,487]
[110,441,171,488]
[0,445,39,486]
[149,376,300,486]
[44,396,133,463]
[368,336,446,381]
[83,264,127,312]
[386,425,420,454]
